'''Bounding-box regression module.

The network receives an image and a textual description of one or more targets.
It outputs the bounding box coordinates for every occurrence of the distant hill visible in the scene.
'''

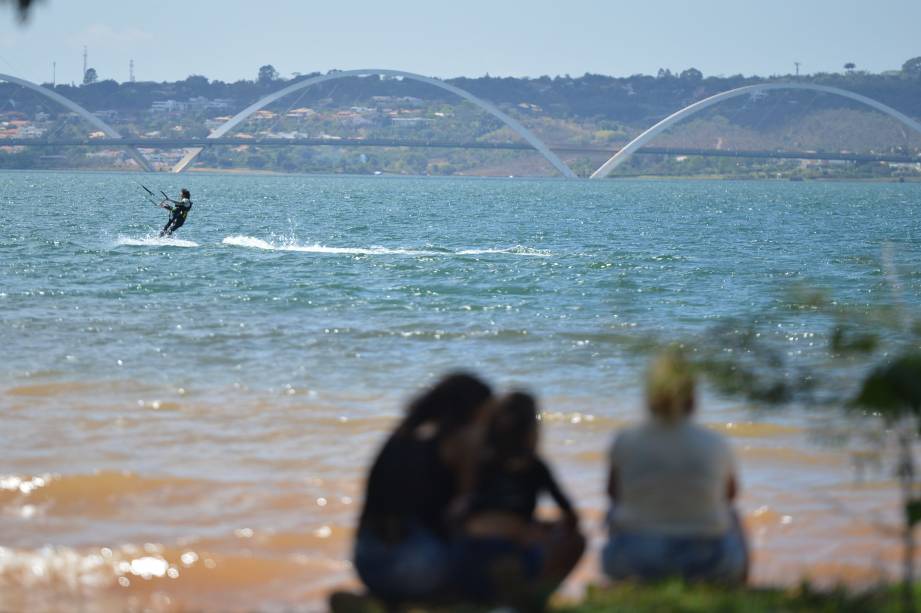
[3,62,921,125]
[2,61,921,177]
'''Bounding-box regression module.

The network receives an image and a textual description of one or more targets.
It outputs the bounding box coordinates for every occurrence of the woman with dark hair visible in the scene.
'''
[454,392,585,610]
[351,373,493,605]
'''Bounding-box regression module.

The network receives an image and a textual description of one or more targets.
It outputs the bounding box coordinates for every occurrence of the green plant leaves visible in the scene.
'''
[906,499,921,527]
[854,352,921,417]
[830,326,879,355]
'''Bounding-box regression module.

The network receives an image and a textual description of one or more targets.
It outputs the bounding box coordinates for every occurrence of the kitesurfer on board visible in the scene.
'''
[159,188,193,237]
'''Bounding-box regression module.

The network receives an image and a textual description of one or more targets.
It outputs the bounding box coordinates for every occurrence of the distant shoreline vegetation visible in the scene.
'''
[2,60,921,177]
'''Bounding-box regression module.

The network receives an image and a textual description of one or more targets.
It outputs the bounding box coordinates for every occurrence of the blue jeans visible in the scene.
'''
[453,536,544,602]
[354,526,452,602]
[602,521,748,584]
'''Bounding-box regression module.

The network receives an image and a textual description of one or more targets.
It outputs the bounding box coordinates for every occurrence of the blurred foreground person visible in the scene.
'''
[603,350,748,584]
[351,373,493,606]
[455,392,585,610]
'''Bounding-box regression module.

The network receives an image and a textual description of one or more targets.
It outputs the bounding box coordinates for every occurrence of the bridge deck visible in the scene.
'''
[1,137,918,164]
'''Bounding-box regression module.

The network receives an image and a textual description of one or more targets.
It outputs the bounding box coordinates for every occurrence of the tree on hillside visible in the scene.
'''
[82,68,97,85]
[185,75,209,88]
[183,75,210,97]
[844,62,856,73]
[679,68,703,82]
[903,57,921,79]
[258,64,279,85]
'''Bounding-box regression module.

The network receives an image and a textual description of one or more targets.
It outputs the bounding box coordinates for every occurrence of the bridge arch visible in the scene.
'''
[172,68,576,178]
[590,82,921,179]
[0,73,153,172]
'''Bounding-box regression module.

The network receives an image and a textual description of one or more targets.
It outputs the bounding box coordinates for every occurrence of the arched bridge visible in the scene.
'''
[171,68,577,177]
[590,82,921,179]
[3,72,921,178]
[0,72,153,172]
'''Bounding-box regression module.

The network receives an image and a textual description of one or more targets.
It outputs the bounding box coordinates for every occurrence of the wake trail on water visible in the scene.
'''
[222,235,551,257]
[222,235,438,256]
[115,235,200,248]
[457,247,551,257]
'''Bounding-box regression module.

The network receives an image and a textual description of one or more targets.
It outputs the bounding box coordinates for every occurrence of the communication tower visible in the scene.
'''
[129,59,135,82]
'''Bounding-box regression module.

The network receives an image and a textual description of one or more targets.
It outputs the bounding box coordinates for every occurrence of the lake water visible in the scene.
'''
[1,171,919,611]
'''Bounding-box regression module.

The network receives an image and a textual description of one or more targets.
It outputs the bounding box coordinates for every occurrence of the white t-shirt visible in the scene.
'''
[609,420,736,536]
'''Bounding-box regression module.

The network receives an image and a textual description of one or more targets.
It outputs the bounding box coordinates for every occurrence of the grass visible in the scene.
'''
[555,581,918,613]
[331,582,920,612]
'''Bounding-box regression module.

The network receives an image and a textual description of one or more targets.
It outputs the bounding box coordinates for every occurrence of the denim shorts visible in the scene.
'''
[602,522,748,584]
[453,536,544,602]
[354,526,452,602]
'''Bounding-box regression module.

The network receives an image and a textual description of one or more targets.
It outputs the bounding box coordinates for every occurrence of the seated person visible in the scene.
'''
[602,349,749,584]
[351,373,493,606]
[455,392,584,609]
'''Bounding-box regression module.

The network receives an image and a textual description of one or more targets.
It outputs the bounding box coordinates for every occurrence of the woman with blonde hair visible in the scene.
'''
[602,349,748,583]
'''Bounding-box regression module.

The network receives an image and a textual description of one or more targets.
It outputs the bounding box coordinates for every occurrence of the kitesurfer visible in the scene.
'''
[160,188,193,237]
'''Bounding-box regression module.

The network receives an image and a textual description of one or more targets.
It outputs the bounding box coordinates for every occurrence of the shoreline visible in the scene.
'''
[0,165,918,183]
[1,376,910,610]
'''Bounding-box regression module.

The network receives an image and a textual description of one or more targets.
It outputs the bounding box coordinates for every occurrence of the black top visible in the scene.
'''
[358,432,456,543]
[170,198,192,220]
[466,456,573,521]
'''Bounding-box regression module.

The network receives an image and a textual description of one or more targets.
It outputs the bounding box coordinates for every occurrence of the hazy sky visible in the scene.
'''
[1,0,919,84]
